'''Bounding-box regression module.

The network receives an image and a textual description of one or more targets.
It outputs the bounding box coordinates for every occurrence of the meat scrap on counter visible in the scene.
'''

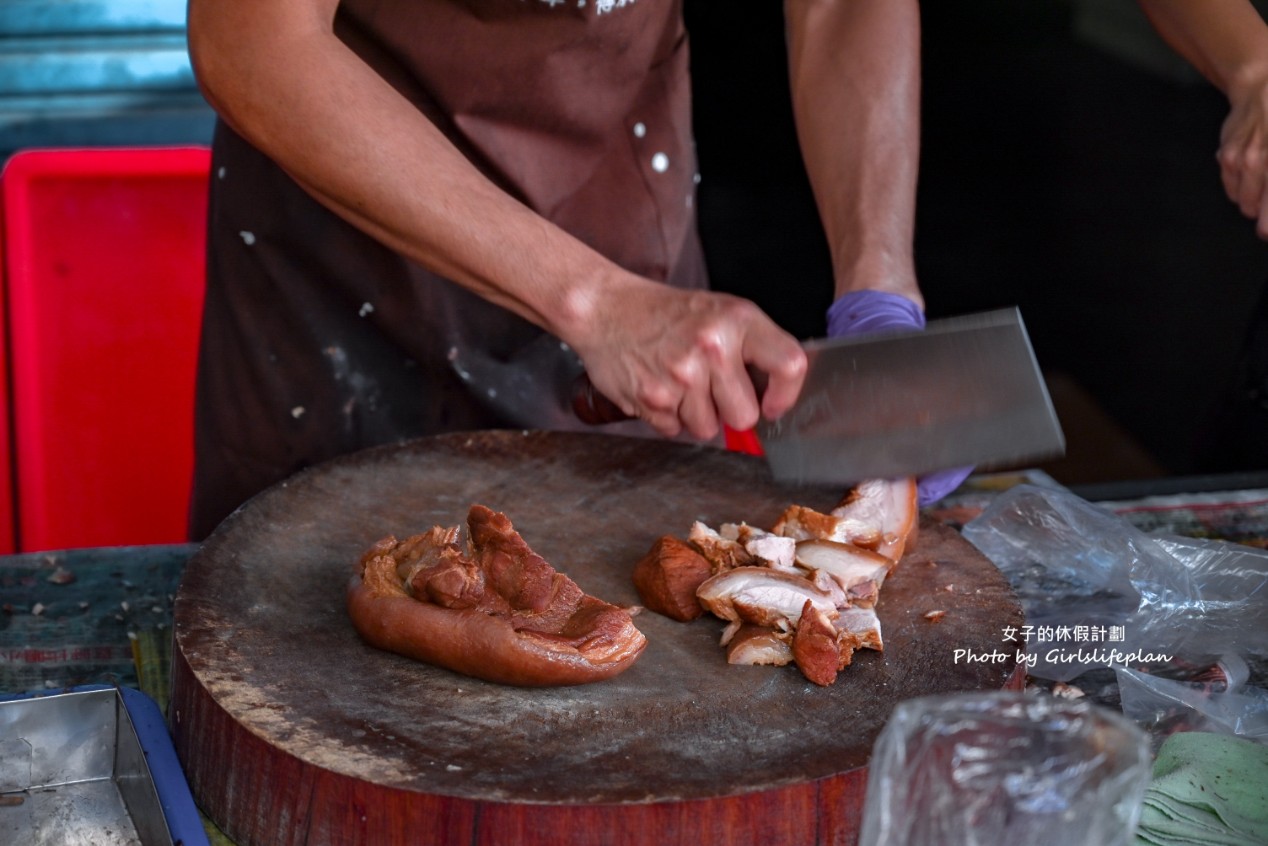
[631,478,917,686]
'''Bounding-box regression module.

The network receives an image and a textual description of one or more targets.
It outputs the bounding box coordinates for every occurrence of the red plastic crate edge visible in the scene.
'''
[0,171,14,553]
[1,146,212,553]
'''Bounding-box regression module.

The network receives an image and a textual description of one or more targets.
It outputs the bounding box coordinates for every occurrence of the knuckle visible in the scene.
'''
[726,298,764,328]
[636,381,678,412]
[783,347,809,379]
[667,355,707,388]
[1217,143,1243,168]
[1218,151,1245,179]
[694,328,727,361]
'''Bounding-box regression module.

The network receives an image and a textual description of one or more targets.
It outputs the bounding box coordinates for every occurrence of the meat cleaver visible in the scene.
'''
[573,307,1065,485]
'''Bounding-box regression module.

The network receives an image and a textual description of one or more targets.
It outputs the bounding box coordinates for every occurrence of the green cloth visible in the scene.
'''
[1135,732,1268,846]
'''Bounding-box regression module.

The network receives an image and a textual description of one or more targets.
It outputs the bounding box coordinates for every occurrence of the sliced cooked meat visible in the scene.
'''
[721,523,798,572]
[830,477,918,561]
[696,566,839,628]
[792,600,841,686]
[794,539,891,594]
[772,479,918,564]
[631,480,908,685]
[632,535,711,621]
[835,604,884,652]
[770,504,847,543]
[688,521,755,572]
[835,631,860,670]
[726,623,794,666]
[846,580,879,606]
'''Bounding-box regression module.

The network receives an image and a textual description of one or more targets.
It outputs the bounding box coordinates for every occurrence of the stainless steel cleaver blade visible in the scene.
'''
[756,307,1065,485]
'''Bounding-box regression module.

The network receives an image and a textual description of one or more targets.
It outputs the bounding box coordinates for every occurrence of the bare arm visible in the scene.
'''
[784,0,924,310]
[187,0,806,439]
[1137,0,1268,236]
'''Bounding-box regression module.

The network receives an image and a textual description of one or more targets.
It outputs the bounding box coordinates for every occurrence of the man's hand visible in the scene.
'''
[1137,0,1268,237]
[1220,70,1268,237]
[566,276,807,441]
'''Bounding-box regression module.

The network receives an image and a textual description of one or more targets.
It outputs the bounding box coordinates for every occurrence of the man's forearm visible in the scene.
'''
[1136,0,1268,97]
[187,0,624,348]
[1137,0,1268,236]
[188,0,809,437]
[784,0,923,308]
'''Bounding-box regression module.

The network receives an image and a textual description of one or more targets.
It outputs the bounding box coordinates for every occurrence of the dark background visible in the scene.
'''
[685,0,1268,489]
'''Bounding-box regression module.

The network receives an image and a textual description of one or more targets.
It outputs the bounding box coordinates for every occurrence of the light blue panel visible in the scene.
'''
[0,0,211,156]
[0,0,188,36]
[0,35,195,95]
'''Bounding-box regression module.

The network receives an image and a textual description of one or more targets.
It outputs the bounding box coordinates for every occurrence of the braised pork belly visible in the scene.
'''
[632,478,917,686]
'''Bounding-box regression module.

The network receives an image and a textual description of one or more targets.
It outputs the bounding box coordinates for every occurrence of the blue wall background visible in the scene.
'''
[0,0,214,159]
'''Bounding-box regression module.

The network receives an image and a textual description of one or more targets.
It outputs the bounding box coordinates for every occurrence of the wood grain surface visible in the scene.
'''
[170,430,1024,845]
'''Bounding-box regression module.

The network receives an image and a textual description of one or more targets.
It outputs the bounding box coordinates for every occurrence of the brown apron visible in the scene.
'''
[190,0,707,539]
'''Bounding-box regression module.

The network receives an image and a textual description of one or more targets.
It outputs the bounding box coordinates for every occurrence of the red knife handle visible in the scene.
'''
[571,374,633,425]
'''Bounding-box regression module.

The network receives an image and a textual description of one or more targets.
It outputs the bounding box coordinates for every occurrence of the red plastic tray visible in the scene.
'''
[1,147,211,552]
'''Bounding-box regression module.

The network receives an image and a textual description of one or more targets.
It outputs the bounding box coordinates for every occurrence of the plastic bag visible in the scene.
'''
[961,485,1268,682]
[858,691,1152,846]
[1151,535,1268,661]
[1116,665,1268,748]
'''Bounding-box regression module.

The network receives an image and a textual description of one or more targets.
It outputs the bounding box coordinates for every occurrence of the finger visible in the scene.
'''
[742,330,807,421]
[677,381,720,440]
[1218,145,1242,207]
[1237,155,1266,219]
[708,363,761,433]
[759,359,807,421]
[1225,133,1268,218]
[609,365,682,437]
[690,323,759,433]
[640,407,682,439]
[731,305,805,397]
[662,353,721,440]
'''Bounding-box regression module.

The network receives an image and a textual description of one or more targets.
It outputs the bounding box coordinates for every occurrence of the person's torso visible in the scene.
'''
[193,0,709,535]
[336,0,699,279]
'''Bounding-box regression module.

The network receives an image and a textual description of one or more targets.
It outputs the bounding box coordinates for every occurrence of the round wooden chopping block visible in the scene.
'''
[170,431,1024,846]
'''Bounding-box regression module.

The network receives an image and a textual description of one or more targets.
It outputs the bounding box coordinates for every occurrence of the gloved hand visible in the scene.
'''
[826,290,973,506]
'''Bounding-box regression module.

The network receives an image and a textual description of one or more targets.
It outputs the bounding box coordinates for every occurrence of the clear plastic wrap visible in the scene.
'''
[1150,535,1268,662]
[858,691,1152,846]
[1116,665,1268,748]
[961,485,1268,683]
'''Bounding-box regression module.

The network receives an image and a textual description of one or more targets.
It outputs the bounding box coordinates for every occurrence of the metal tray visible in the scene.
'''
[0,685,206,845]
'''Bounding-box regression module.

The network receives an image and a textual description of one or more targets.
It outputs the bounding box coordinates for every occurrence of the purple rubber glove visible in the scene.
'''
[826,290,973,506]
